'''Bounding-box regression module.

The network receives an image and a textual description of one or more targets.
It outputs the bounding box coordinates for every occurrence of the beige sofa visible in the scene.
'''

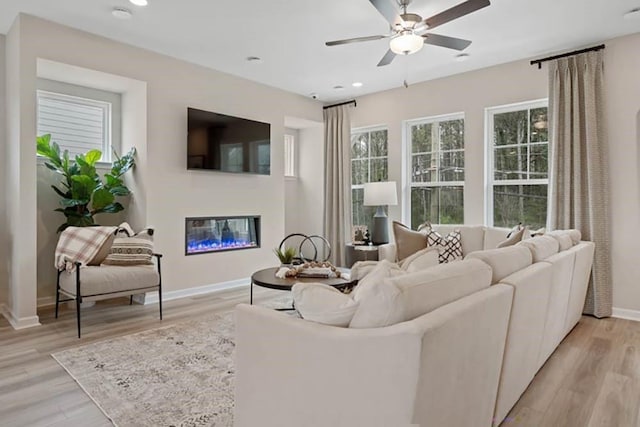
[234,226,594,427]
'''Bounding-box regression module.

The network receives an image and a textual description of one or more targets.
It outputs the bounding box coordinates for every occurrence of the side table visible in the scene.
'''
[345,243,379,268]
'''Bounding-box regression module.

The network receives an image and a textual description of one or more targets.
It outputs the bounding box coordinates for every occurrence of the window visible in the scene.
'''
[284,134,296,177]
[487,100,549,229]
[407,114,465,228]
[37,90,113,162]
[351,127,388,232]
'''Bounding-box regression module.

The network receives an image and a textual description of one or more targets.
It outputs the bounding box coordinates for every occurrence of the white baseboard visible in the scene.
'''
[0,303,41,330]
[138,277,250,305]
[612,307,640,322]
[38,296,56,308]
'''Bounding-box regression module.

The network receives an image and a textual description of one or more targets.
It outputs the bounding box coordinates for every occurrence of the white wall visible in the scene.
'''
[0,34,7,306]
[350,33,640,313]
[5,14,322,322]
[601,33,640,314]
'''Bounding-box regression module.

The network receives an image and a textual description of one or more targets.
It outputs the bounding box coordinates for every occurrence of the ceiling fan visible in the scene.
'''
[325,0,490,66]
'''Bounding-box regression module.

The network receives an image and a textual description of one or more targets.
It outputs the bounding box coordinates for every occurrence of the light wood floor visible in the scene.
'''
[1,288,639,427]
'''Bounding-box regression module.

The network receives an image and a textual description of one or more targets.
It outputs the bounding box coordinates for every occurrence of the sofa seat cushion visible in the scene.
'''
[465,246,532,284]
[517,235,560,262]
[292,283,358,327]
[59,265,159,297]
[386,259,492,321]
[349,260,405,328]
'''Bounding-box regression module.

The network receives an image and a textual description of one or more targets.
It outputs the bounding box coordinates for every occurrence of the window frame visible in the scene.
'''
[36,78,121,165]
[350,124,389,229]
[485,99,549,228]
[284,133,296,178]
[404,112,465,227]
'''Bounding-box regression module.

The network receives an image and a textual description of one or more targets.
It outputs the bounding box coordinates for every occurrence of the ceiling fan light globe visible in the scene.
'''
[389,32,424,55]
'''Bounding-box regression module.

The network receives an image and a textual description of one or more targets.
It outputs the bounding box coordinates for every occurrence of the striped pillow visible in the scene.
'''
[102,229,154,266]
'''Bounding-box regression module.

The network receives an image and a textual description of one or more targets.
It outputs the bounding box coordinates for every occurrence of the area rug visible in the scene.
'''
[52,295,292,427]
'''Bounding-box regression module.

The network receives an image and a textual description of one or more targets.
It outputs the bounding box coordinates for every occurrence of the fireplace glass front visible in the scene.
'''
[185,216,260,255]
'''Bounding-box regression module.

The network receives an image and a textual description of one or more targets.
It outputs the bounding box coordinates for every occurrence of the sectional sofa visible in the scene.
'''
[234,226,594,427]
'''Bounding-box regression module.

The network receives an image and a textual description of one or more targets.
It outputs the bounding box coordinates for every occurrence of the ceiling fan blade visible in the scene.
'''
[424,0,490,30]
[423,33,472,51]
[377,49,396,67]
[325,34,389,47]
[369,0,401,26]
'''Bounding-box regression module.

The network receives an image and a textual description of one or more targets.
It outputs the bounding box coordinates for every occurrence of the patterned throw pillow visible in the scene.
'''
[424,227,463,263]
[102,228,154,266]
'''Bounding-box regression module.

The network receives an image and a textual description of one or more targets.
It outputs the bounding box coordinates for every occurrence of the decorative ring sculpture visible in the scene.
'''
[278,233,332,263]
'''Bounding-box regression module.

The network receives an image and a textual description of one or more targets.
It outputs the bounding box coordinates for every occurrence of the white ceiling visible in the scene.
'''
[1,0,639,102]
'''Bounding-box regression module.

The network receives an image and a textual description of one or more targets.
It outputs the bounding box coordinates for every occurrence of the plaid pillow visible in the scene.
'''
[424,227,463,263]
[102,228,154,266]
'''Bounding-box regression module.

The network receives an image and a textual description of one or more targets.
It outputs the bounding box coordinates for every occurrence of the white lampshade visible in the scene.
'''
[363,181,398,206]
[389,32,424,55]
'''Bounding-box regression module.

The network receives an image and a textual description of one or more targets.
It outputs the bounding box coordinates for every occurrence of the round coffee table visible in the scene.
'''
[250,267,356,308]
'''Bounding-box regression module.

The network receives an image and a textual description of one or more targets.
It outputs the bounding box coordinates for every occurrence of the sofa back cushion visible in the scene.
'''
[399,247,440,272]
[547,230,580,249]
[517,235,559,262]
[465,246,532,284]
[386,259,492,321]
[483,227,513,250]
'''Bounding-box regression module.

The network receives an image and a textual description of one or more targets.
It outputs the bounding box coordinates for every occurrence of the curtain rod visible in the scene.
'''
[530,44,605,69]
[322,99,357,110]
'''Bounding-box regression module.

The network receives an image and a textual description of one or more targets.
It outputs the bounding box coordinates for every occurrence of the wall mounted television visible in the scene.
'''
[187,107,271,175]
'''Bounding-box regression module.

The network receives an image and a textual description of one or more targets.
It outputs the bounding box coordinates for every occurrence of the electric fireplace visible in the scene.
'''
[185,216,260,255]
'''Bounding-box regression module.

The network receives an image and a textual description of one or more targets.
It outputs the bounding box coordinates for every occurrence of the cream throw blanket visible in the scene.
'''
[54,226,117,272]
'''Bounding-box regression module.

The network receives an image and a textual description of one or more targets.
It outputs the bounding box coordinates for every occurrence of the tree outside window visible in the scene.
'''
[351,127,388,233]
[488,101,549,229]
[408,115,465,229]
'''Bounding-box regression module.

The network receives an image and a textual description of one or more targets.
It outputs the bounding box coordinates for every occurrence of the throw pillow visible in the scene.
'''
[292,283,358,327]
[497,226,531,248]
[349,260,405,328]
[399,247,440,272]
[102,228,154,266]
[424,226,463,263]
[88,232,116,266]
[392,221,427,262]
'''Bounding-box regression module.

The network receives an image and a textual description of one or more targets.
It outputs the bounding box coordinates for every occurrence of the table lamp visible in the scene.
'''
[363,181,398,245]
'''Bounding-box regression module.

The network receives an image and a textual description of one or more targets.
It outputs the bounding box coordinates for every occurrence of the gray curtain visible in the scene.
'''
[548,50,611,318]
[323,105,352,267]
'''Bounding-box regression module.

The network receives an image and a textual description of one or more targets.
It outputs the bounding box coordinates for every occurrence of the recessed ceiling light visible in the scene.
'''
[246,56,263,64]
[333,85,344,90]
[129,0,148,6]
[624,8,640,19]
[455,53,470,62]
[352,82,363,88]
[112,7,133,19]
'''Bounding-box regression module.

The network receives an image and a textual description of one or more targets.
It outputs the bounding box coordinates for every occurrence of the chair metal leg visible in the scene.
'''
[156,255,163,320]
[130,295,134,305]
[76,297,81,339]
[55,271,61,319]
[75,263,82,338]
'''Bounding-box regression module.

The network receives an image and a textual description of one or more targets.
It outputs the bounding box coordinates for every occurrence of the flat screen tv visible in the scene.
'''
[187,107,271,175]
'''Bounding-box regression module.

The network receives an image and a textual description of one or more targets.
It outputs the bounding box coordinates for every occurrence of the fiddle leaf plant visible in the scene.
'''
[36,134,136,232]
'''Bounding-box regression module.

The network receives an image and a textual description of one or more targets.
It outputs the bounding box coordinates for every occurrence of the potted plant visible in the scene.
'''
[36,134,136,232]
[273,246,297,266]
